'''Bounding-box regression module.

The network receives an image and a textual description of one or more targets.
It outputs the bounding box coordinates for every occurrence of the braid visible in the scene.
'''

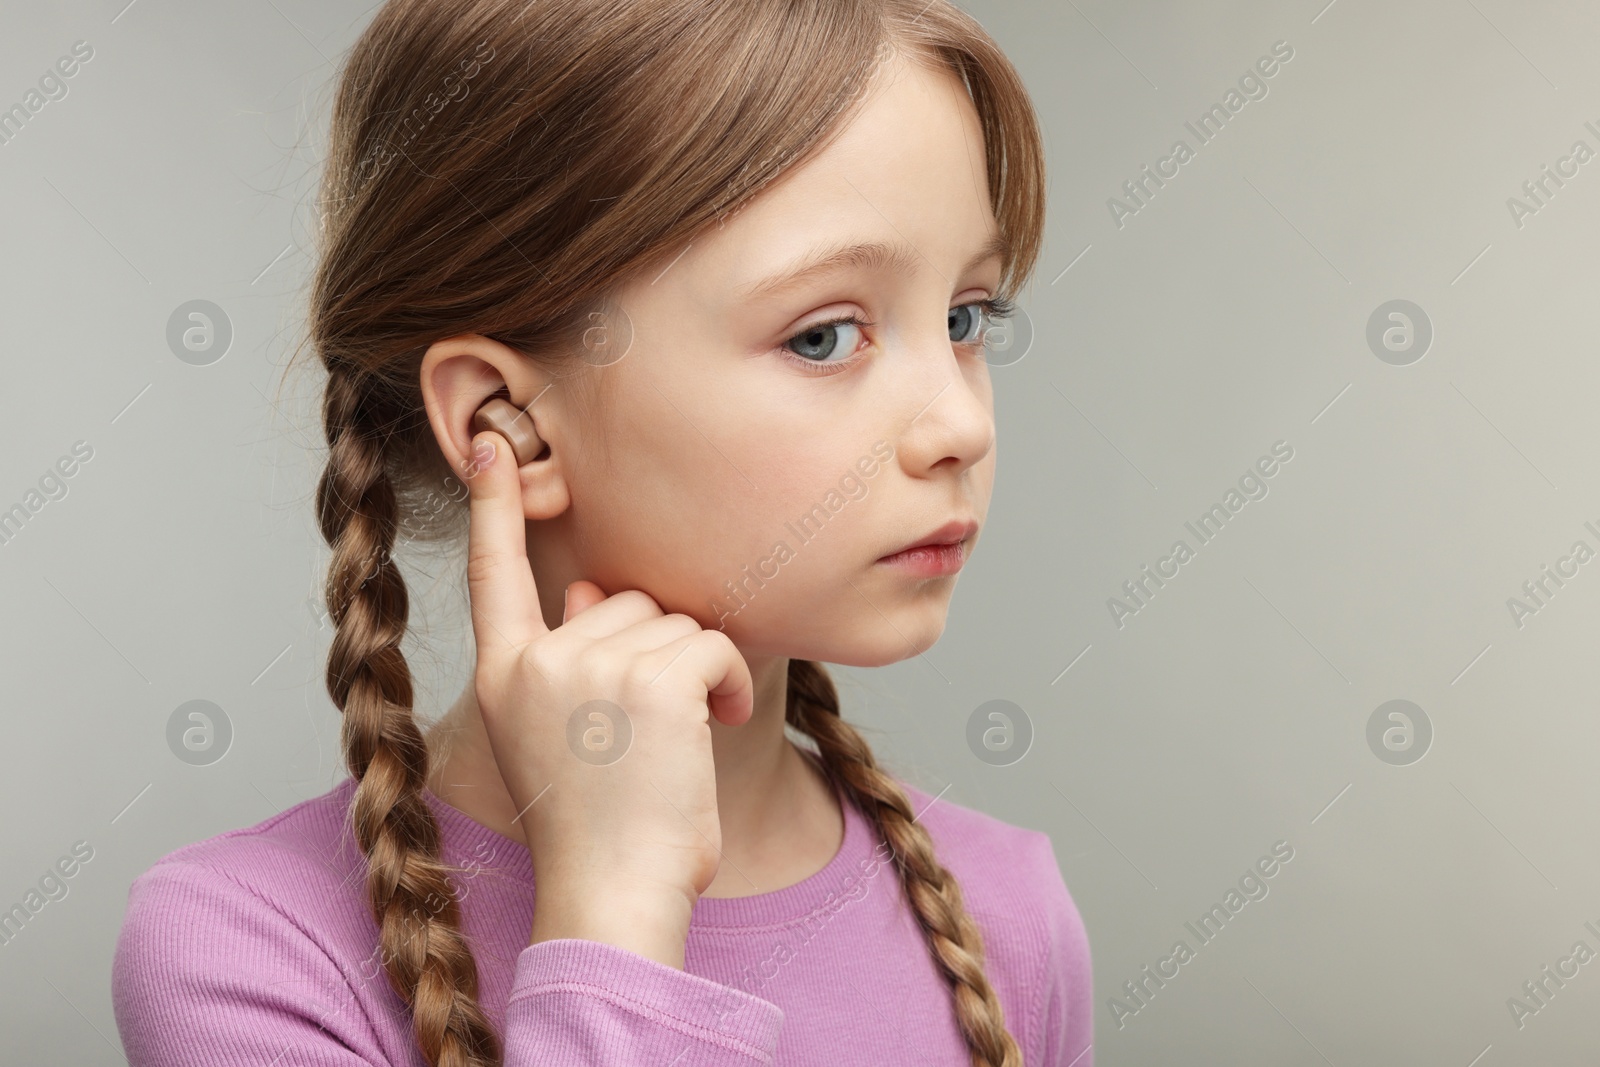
[786,659,1023,1067]
[315,367,503,1067]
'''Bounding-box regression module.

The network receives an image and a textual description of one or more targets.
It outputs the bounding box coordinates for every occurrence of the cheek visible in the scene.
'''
[694,450,862,607]
[564,388,855,619]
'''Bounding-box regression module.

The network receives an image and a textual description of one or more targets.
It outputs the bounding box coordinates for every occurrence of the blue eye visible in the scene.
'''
[777,296,1018,375]
[783,316,868,369]
[949,303,982,344]
[951,297,1017,346]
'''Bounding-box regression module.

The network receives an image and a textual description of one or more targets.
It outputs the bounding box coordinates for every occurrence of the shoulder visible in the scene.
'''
[894,779,1078,932]
[894,779,1094,1066]
[112,779,395,1063]
[118,778,373,951]
[133,777,366,893]
[895,782,1054,876]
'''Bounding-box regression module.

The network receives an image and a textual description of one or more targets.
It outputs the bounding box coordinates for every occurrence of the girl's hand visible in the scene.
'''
[461,430,754,967]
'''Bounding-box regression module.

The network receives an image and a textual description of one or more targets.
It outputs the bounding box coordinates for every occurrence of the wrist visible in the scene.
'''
[530,879,695,970]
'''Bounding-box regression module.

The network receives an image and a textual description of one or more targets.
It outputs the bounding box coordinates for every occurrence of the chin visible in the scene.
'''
[713,579,956,666]
[803,609,951,669]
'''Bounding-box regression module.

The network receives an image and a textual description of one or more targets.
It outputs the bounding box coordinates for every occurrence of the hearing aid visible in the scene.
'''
[471,397,545,465]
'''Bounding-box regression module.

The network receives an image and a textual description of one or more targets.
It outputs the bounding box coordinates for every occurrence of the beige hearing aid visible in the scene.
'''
[472,397,545,465]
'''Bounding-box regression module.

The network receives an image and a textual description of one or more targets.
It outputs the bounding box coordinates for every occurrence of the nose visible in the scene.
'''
[891,339,995,479]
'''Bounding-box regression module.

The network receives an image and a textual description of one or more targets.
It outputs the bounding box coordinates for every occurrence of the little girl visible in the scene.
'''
[111,1,1092,1064]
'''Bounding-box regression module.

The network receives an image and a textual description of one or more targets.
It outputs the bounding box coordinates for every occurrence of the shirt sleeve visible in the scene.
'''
[112,860,399,1065]
[507,939,784,1064]
[1031,836,1094,1067]
[112,860,784,1066]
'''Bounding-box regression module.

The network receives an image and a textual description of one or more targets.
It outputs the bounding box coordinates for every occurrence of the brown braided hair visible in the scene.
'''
[787,658,1023,1065]
[297,1,1046,1064]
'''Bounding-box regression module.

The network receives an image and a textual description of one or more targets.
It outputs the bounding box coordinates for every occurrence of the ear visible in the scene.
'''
[419,333,571,521]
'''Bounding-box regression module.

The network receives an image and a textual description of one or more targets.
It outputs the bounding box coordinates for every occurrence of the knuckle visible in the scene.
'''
[465,548,499,587]
[613,588,662,614]
[623,657,660,691]
[520,637,563,682]
[692,628,730,655]
[564,640,602,677]
[577,644,639,695]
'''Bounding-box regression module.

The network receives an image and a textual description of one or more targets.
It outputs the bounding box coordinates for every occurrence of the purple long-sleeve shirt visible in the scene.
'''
[112,770,1093,1065]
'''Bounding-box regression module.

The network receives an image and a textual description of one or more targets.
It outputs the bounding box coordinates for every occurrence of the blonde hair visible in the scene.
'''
[302,1,1047,1063]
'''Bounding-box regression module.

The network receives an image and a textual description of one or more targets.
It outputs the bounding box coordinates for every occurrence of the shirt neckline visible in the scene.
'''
[411,750,875,930]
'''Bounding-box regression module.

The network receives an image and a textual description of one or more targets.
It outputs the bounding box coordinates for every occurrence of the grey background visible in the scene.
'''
[3,0,1597,1063]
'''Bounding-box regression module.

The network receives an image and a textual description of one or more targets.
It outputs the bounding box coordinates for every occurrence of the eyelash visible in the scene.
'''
[778,296,1018,375]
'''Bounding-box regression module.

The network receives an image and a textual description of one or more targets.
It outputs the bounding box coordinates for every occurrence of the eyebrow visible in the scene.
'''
[736,231,1011,302]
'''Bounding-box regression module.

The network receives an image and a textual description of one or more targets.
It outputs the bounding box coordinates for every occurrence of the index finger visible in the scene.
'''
[463,431,548,658]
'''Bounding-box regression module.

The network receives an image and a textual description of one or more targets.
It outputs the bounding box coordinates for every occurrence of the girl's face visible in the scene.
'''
[509,52,1001,668]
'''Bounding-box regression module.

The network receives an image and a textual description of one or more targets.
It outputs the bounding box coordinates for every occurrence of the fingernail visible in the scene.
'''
[563,585,570,615]
[471,437,495,472]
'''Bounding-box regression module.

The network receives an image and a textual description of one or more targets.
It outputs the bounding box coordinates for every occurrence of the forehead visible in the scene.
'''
[673,53,998,298]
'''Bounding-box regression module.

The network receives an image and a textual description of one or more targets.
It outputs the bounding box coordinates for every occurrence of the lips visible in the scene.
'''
[879,518,979,560]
